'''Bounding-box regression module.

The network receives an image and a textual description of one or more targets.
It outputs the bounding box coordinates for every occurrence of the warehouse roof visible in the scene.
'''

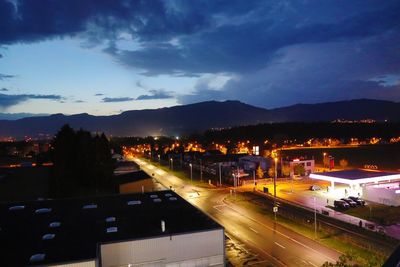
[116,170,151,184]
[310,169,400,184]
[0,190,222,266]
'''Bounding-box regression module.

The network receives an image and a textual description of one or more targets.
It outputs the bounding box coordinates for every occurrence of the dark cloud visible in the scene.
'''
[74,100,85,103]
[136,89,173,100]
[0,74,15,80]
[0,88,9,91]
[94,93,104,96]
[0,93,62,109]
[102,97,134,103]
[1,1,400,106]
[178,32,400,107]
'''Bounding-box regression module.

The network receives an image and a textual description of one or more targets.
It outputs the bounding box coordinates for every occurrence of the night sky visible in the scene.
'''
[0,0,399,116]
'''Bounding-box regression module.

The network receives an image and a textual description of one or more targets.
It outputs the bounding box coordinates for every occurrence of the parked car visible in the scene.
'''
[309,185,321,191]
[334,200,350,210]
[348,196,365,206]
[376,226,386,235]
[340,198,358,207]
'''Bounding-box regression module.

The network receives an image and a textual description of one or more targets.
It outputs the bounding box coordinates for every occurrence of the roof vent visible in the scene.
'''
[106,227,118,233]
[29,254,45,263]
[9,205,25,211]
[127,200,141,206]
[49,222,61,228]
[161,220,165,232]
[165,193,172,197]
[42,233,55,240]
[150,194,158,199]
[82,204,97,209]
[153,198,162,203]
[105,217,116,223]
[169,197,178,201]
[35,208,52,214]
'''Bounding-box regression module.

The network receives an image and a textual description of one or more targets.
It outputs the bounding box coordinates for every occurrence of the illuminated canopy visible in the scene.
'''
[310,169,400,185]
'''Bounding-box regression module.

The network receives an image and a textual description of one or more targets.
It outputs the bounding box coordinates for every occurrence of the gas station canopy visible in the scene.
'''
[310,169,400,185]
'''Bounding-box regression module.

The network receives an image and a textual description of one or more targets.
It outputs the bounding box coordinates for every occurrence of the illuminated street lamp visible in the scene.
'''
[274,157,278,220]
[189,163,193,182]
[158,154,160,163]
[314,197,317,239]
[170,158,173,171]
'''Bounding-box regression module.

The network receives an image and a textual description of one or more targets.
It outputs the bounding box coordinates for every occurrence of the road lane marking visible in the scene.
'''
[220,202,337,263]
[308,261,318,267]
[249,227,259,234]
[274,242,286,249]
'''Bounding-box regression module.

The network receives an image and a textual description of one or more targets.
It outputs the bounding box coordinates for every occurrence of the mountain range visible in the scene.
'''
[0,99,399,138]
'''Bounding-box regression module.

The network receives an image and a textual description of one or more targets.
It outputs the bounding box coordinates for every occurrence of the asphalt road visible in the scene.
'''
[134,158,341,267]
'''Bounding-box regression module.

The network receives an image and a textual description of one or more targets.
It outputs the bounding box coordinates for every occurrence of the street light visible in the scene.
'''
[274,157,278,200]
[218,163,222,187]
[200,159,203,182]
[314,197,317,239]
[274,157,278,221]
[158,154,160,164]
[189,163,193,182]
[170,158,173,171]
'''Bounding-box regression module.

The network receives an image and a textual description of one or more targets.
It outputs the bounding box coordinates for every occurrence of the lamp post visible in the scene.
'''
[158,154,160,164]
[170,158,173,171]
[189,163,193,182]
[274,157,278,200]
[314,197,317,239]
[253,169,256,188]
[219,163,222,187]
[200,159,203,182]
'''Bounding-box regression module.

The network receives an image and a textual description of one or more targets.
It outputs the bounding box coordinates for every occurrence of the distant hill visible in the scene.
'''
[0,99,399,138]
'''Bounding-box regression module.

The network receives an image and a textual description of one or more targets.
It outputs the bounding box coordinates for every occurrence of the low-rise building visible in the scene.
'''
[0,191,225,266]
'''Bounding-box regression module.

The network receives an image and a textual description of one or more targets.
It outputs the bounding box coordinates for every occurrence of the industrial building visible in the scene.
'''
[0,191,225,266]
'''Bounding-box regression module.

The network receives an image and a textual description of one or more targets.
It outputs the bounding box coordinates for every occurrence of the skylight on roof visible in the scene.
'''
[49,222,61,228]
[106,227,118,233]
[82,204,97,209]
[150,194,158,199]
[29,254,45,263]
[42,233,55,240]
[35,208,52,214]
[9,205,25,211]
[165,193,172,197]
[169,197,178,201]
[105,217,116,223]
[153,198,162,203]
[127,200,141,205]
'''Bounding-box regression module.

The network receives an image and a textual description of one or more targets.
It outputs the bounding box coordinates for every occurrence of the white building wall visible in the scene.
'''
[363,186,400,206]
[100,229,224,267]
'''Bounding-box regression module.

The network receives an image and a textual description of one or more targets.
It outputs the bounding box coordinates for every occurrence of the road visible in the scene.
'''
[134,158,340,266]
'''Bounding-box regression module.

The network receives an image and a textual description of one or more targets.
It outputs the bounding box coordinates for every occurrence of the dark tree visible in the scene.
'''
[50,125,116,197]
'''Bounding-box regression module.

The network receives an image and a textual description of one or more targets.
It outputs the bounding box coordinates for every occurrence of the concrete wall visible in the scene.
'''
[51,260,96,267]
[100,229,224,267]
[363,186,400,206]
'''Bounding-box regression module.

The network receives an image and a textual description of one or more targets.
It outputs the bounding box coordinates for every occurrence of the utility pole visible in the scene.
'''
[200,159,203,182]
[274,157,278,220]
[314,197,317,239]
[219,163,222,187]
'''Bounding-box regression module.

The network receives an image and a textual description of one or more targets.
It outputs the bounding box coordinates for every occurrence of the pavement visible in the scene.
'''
[134,158,341,267]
